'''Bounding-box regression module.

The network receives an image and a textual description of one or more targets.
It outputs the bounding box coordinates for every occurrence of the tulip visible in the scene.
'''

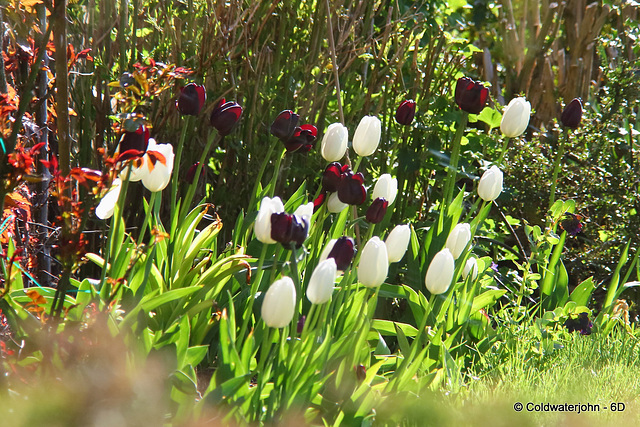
[327,192,348,213]
[337,171,366,205]
[313,192,327,212]
[500,97,531,138]
[372,174,398,205]
[352,115,381,157]
[185,161,204,184]
[307,258,338,304]
[425,248,455,295]
[270,212,308,248]
[560,98,582,129]
[294,202,314,226]
[118,124,150,154]
[358,236,389,287]
[445,223,471,259]
[365,197,388,224]
[322,162,346,193]
[395,99,416,125]
[297,315,306,334]
[254,196,285,244]
[462,257,478,281]
[140,140,174,192]
[95,179,122,220]
[321,123,349,162]
[477,166,503,202]
[319,236,355,271]
[261,276,296,328]
[283,124,317,153]
[176,83,206,116]
[210,99,242,136]
[270,110,300,142]
[385,224,411,263]
[454,77,489,114]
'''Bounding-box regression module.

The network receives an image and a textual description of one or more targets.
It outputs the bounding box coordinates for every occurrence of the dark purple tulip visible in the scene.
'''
[455,77,489,114]
[270,213,308,248]
[322,162,343,193]
[559,213,584,236]
[283,124,317,153]
[210,99,243,136]
[338,171,366,205]
[327,236,355,271]
[395,99,416,125]
[119,124,150,154]
[365,197,388,224]
[297,315,306,334]
[313,191,327,212]
[564,312,592,335]
[177,83,206,116]
[560,98,583,129]
[271,110,300,142]
[185,162,204,184]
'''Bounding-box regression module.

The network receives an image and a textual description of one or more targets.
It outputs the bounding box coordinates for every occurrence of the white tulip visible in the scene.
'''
[320,123,348,162]
[478,166,503,202]
[385,224,411,263]
[318,239,336,264]
[500,97,531,138]
[372,174,398,205]
[261,277,296,328]
[254,196,285,244]
[358,236,389,288]
[462,257,478,281]
[445,223,471,259]
[294,202,314,227]
[327,192,348,213]
[96,179,122,220]
[352,115,381,157]
[141,141,174,192]
[425,248,455,295]
[307,258,338,304]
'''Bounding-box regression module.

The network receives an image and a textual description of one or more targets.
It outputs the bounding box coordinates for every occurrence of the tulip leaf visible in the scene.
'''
[473,107,502,130]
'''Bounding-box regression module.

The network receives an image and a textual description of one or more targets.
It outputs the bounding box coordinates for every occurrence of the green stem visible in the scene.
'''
[444,112,469,206]
[177,131,218,222]
[497,136,512,165]
[171,116,192,220]
[248,141,277,212]
[549,129,568,207]
[267,148,287,197]
[238,243,270,342]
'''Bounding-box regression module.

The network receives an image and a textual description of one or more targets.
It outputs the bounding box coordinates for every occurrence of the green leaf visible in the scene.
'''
[569,277,596,306]
[474,107,502,130]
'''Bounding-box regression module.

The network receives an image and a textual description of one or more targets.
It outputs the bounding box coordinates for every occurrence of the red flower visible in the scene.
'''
[560,98,583,129]
[455,77,489,114]
[210,99,243,136]
[395,99,416,125]
[177,83,206,116]
[365,197,389,223]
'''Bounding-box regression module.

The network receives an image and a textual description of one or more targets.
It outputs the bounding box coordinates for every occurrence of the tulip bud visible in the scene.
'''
[395,99,416,125]
[372,173,398,205]
[297,315,306,334]
[365,197,388,224]
[96,179,122,220]
[477,166,503,202]
[445,223,471,259]
[271,110,300,142]
[321,123,349,162]
[313,192,327,212]
[307,258,338,304]
[270,213,307,247]
[185,162,204,184]
[385,224,411,263]
[283,124,317,153]
[141,141,175,192]
[425,248,455,295]
[358,236,389,288]
[560,98,583,129]
[454,77,489,114]
[254,197,285,244]
[462,257,478,281]
[352,115,381,157]
[210,99,243,136]
[500,97,531,138]
[176,83,206,116]
[261,277,296,328]
[327,192,348,213]
[320,236,356,271]
[337,171,367,205]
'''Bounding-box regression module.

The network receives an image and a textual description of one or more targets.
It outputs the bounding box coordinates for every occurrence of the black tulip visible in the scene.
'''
[560,98,583,129]
[210,99,243,136]
[177,83,206,116]
[338,171,367,205]
[327,236,356,271]
[365,197,388,224]
[395,99,416,125]
[270,110,300,142]
[455,77,489,114]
